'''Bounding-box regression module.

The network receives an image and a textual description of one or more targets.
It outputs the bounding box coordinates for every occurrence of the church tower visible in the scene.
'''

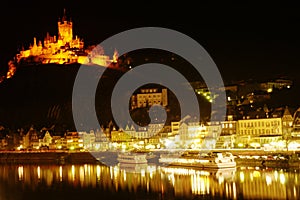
[57,9,73,46]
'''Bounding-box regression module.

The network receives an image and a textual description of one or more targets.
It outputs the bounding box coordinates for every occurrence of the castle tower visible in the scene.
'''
[57,9,73,46]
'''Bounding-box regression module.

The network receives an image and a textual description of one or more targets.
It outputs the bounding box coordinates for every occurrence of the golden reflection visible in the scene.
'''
[0,164,300,199]
[123,170,126,181]
[59,165,63,182]
[96,165,101,181]
[240,171,244,183]
[37,166,40,180]
[218,174,224,184]
[233,182,237,200]
[71,165,75,181]
[266,175,272,185]
[191,174,209,195]
[225,182,229,197]
[18,165,23,181]
[274,170,278,181]
[253,170,261,178]
[250,172,253,181]
[279,173,285,184]
[79,166,84,186]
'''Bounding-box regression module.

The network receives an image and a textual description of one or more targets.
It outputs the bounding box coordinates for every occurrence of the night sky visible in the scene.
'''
[1,2,300,82]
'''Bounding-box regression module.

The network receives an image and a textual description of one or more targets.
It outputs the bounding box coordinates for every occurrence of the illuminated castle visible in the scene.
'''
[16,9,118,66]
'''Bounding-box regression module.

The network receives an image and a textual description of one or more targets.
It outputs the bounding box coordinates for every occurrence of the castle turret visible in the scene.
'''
[33,37,37,47]
[57,9,73,46]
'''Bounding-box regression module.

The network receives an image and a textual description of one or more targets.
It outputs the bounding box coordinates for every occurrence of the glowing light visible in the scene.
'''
[6,61,16,79]
[17,145,23,151]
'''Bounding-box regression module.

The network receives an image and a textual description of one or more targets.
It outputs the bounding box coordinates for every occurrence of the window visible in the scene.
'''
[283,122,286,126]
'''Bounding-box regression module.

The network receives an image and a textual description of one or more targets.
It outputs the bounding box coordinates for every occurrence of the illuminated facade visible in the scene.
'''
[237,117,282,136]
[236,117,282,148]
[16,9,118,66]
[131,88,168,110]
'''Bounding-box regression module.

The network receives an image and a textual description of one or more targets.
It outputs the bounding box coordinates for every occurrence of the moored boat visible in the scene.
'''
[117,152,148,164]
[159,151,236,169]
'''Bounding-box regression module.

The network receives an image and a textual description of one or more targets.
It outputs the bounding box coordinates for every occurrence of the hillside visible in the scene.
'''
[0,61,300,134]
[0,63,122,132]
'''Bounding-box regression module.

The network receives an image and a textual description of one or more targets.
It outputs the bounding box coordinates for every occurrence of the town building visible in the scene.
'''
[130,88,168,110]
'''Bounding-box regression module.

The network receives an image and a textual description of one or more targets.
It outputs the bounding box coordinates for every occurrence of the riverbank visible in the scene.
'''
[236,158,300,168]
[0,151,99,165]
[1,150,300,168]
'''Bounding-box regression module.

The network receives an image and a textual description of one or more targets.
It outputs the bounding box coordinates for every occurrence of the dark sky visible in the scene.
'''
[1,2,300,82]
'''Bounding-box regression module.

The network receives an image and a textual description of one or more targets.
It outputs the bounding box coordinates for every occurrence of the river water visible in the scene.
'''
[0,163,299,200]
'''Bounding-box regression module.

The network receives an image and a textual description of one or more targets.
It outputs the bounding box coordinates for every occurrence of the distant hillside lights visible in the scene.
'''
[12,9,118,73]
[6,61,17,79]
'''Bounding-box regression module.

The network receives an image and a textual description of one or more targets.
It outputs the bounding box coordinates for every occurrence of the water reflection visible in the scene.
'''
[0,164,299,199]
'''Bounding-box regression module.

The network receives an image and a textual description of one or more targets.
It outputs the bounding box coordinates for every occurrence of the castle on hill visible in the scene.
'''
[16,9,118,66]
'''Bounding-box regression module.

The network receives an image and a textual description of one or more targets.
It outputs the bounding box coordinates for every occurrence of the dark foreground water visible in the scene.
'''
[0,163,299,200]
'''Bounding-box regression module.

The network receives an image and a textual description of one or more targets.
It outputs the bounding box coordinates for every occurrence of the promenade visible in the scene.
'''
[0,151,99,165]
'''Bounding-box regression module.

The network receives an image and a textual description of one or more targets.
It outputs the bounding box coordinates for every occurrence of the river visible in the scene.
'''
[0,162,299,200]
